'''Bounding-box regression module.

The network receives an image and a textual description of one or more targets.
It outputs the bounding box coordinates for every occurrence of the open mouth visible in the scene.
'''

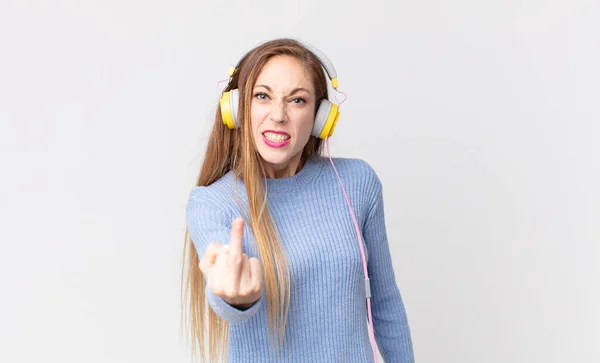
[262,131,290,142]
[262,131,291,148]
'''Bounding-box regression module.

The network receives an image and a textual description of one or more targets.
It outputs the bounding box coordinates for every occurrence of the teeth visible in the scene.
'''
[264,132,290,142]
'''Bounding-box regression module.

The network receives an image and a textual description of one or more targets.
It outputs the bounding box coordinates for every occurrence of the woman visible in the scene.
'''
[182,38,414,362]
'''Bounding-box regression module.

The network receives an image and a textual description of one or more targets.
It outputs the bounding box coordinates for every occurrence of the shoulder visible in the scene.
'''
[329,157,378,173]
[186,171,237,216]
[324,156,382,190]
[317,157,383,210]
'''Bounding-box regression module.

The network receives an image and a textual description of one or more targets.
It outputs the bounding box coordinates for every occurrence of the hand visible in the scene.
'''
[199,218,263,309]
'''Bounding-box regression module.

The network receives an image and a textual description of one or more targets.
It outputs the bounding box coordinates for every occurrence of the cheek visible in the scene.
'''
[250,102,269,128]
[295,110,315,136]
[249,100,258,117]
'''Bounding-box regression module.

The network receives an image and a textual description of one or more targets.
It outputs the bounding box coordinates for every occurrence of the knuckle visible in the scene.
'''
[210,282,223,295]
[229,255,243,265]
[214,254,226,264]
[237,286,248,297]
[224,285,238,298]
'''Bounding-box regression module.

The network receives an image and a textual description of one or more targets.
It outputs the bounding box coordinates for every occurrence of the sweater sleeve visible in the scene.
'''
[363,178,415,362]
[185,187,262,322]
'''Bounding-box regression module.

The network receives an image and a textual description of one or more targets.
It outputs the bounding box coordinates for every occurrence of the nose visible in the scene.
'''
[269,101,288,123]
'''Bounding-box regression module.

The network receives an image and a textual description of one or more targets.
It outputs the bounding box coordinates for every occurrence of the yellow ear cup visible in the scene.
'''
[318,103,340,139]
[220,91,235,130]
[328,111,341,137]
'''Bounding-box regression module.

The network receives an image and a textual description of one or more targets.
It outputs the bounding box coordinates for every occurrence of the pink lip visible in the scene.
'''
[262,130,291,148]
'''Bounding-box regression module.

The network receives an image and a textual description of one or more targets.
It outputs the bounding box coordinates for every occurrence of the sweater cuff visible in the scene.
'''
[205,286,262,322]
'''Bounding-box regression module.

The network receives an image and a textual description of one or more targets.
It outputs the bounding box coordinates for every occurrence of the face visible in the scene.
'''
[250,55,315,174]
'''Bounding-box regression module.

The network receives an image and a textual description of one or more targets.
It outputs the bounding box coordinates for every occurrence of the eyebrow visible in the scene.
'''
[254,84,312,95]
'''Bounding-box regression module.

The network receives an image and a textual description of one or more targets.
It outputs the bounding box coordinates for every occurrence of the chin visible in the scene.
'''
[253,133,307,169]
[257,149,293,167]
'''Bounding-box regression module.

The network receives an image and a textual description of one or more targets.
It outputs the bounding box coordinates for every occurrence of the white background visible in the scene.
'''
[1,1,598,362]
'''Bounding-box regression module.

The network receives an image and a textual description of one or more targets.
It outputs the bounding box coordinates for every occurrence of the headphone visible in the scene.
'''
[219,41,341,140]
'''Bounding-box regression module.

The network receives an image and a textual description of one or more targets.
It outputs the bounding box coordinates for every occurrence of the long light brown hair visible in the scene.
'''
[181,38,330,362]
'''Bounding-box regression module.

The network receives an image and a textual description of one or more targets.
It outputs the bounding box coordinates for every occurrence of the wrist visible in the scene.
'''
[226,298,258,311]
[232,302,253,310]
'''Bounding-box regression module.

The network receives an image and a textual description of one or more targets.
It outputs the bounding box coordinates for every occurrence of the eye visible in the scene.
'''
[254,92,269,100]
[291,97,306,104]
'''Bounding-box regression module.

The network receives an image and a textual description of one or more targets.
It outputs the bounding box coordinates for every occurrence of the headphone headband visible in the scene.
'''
[228,39,338,89]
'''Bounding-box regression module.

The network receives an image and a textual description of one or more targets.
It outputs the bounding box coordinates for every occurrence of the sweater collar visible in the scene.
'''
[264,156,324,194]
[230,156,324,195]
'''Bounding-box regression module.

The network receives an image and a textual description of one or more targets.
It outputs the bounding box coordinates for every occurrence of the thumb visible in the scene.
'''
[201,244,230,280]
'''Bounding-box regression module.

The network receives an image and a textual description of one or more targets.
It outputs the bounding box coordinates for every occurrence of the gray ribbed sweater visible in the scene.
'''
[185,156,414,362]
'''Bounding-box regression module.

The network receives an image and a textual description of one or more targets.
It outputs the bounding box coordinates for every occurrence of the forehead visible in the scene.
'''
[254,55,312,90]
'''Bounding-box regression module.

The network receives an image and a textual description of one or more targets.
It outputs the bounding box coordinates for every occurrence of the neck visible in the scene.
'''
[262,152,305,179]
